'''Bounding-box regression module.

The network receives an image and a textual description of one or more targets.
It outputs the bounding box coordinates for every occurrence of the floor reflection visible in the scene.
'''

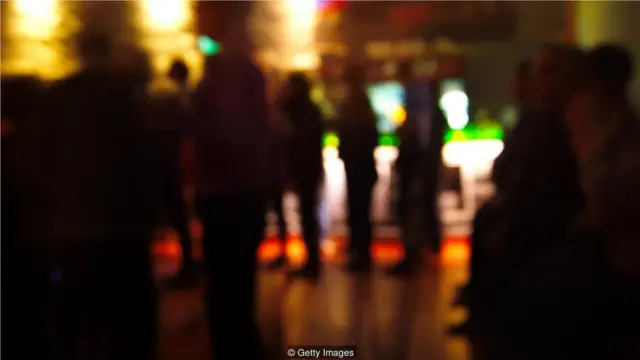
[252,264,469,360]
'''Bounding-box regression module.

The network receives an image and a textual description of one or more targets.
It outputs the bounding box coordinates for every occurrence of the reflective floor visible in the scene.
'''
[155,149,486,359]
[158,262,471,360]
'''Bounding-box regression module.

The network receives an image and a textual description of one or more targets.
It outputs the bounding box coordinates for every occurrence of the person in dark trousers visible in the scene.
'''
[264,101,290,269]
[187,19,271,360]
[161,58,197,285]
[16,33,160,359]
[388,62,445,276]
[337,65,379,272]
[281,72,325,280]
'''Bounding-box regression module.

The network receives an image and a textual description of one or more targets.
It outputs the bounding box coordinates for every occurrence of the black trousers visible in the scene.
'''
[197,194,267,360]
[345,174,374,260]
[295,184,321,265]
[268,188,287,243]
[165,168,194,272]
[21,240,157,360]
[5,247,51,360]
[468,201,503,306]
[397,164,442,255]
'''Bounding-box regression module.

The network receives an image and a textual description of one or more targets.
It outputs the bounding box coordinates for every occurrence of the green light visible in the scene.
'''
[321,124,504,149]
[379,134,399,147]
[323,132,340,148]
[198,35,221,56]
[444,125,504,143]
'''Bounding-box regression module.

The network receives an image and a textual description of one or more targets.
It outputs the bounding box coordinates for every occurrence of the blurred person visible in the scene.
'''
[337,65,379,272]
[263,92,290,269]
[497,44,640,359]
[2,76,49,360]
[187,18,271,360]
[159,58,197,285]
[17,33,159,359]
[450,44,586,335]
[388,62,445,276]
[453,60,533,306]
[281,72,325,279]
[500,61,533,135]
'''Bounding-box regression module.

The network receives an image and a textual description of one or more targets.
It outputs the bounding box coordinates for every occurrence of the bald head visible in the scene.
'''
[532,44,587,110]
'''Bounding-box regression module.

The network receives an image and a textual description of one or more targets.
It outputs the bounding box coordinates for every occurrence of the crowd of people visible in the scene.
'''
[2,15,640,360]
[450,43,640,358]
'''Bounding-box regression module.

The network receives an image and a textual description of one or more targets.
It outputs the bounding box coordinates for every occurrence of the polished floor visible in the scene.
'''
[158,261,471,360]
[156,151,485,359]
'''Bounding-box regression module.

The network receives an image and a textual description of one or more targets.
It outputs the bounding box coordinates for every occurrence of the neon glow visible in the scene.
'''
[368,82,406,133]
[198,35,221,56]
[439,79,469,130]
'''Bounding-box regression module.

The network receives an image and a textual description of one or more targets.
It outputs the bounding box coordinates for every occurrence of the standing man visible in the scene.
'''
[389,62,445,276]
[19,33,160,359]
[187,16,271,359]
[161,58,197,285]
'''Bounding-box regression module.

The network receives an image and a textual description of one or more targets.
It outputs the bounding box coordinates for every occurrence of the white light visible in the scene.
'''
[14,0,60,39]
[440,89,470,130]
[142,0,189,32]
[441,140,504,168]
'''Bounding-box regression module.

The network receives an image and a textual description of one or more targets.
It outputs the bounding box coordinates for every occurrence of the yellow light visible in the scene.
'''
[138,0,202,90]
[292,53,320,70]
[390,106,407,125]
[249,1,319,71]
[142,0,189,31]
[14,0,59,38]
[2,0,76,79]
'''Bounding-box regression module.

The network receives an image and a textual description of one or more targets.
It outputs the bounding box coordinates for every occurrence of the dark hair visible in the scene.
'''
[287,71,311,96]
[169,59,189,83]
[77,31,111,62]
[587,44,634,90]
[541,43,587,74]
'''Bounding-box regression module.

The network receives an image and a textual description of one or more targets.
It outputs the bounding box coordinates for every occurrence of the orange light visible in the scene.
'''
[390,106,407,125]
[154,231,470,268]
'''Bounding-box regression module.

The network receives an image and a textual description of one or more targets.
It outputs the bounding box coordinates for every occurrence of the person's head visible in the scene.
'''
[586,44,634,100]
[77,31,112,70]
[511,60,532,106]
[531,44,587,110]
[284,72,311,104]
[168,59,189,87]
[397,61,413,84]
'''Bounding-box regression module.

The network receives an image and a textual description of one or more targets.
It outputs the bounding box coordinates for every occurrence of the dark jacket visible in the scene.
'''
[396,90,446,178]
[497,110,583,263]
[284,98,325,188]
[337,89,379,186]
[18,70,159,243]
